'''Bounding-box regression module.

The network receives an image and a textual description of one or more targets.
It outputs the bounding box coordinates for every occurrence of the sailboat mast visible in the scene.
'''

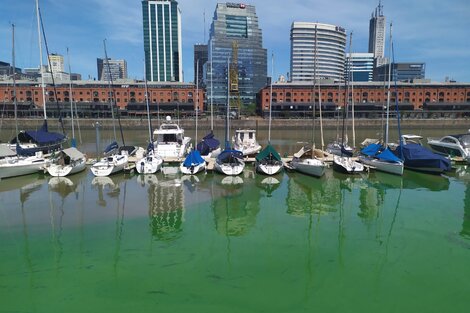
[196,59,199,145]
[210,40,214,131]
[143,65,152,143]
[226,59,230,149]
[349,32,356,148]
[66,48,75,145]
[11,24,18,139]
[35,0,47,121]
[268,53,273,144]
[312,25,317,151]
[103,40,117,143]
[385,23,393,146]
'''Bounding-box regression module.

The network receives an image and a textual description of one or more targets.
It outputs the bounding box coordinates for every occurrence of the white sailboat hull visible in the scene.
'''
[256,162,283,176]
[90,155,128,177]
[0,156,48,179]
[46,157,87,177]
[180,162,206,175]
[214,160,245,176]
[135,154,163,174]
[358,155,404,176]
[291,158,326,177]
[234,144,262,156]
[333,155,364,174]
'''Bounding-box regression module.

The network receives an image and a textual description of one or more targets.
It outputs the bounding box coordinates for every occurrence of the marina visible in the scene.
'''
[1,126,470,311]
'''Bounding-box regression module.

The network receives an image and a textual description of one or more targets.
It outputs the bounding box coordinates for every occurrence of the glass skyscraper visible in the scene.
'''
[142,0,182,82]
[345,53,374,82]
[206,3,267,107]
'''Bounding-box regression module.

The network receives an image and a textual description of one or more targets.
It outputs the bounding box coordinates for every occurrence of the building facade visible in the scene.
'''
[346,53,374,82]
[142,0,182,82]
[207,2,267,107]
[373,63,426,82]
[290,22,347,82]
[194,44,208,87]
[368,2,387,68]
[97,58,128,81]
[48,54,64,73]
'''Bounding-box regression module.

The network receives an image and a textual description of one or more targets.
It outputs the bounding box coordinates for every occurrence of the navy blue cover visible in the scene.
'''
[341,145,353,157]
[196,132,220,155]
[394,143,451,172]
[104,141,119,154]
[217,149,243,163]
[183,150,205,167]
[147,142,154,153]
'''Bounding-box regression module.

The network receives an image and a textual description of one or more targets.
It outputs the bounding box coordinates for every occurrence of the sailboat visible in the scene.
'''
[333,32,364,174]
[0,24,49,179]
[180,60,206,175]
[135,68,163,174]
[256,54,283,175]
[90,40,128,177]
[358,24,404,176]
[290,28,326,178]
[214,60,245,176]
[46,48,87,177]
[196,52,221,158]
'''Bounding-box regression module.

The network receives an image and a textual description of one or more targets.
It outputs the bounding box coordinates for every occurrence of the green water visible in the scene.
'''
[1,165,470,312]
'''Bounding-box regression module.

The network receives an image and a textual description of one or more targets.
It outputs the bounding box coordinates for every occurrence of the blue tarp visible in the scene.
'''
[394,143,451,172]
[104,141,119,154]
[361,143,382,157]
[183,150,205,167]
[217,149,243,163]
[376,147,403,163]
[196,132,220,156]
[21,130,65,145]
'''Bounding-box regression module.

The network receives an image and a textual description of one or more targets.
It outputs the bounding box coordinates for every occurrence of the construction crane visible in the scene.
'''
[229,40,241,117]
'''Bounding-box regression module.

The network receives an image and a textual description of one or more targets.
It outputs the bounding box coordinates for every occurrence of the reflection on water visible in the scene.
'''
[148,176,184,242]
[212,174,261,237]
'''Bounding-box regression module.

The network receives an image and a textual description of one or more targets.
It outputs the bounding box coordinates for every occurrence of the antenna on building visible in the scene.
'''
[203,10,206,43]
[378,0,383,16]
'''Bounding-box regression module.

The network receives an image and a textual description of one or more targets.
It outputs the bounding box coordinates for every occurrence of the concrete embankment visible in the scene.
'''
[0,117,469,130]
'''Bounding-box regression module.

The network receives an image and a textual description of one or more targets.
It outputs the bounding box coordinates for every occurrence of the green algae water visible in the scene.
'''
[1,166,470,313]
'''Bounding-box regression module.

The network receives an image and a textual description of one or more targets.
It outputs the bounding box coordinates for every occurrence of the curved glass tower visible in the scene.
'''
[290,22,346,82]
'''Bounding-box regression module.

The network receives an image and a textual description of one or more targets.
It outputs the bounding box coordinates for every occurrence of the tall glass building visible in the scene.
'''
[290,22,347,82]
[142,0,182,82]
[345,53,374,82]
[206,3,267,107]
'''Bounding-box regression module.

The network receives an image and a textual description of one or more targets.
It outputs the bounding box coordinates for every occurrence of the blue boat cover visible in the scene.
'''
[183,150,205,167]
[361,143,382,157]
[22,129,65,145]
[394,143,451,172]
[147,142,154,153]
[376,147,402,163]
[196,132,220,155]
[217,149,243,163]
[104,141,119,154]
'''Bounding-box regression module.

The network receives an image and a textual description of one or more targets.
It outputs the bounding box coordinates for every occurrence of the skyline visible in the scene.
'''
[1,0,469,83]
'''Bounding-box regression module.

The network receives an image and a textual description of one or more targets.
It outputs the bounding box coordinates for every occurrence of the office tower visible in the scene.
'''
[194,44,207,87]
[207,3,267,107]
[346,53,374,82]
[142,0,182,82]
[373,62,426,82]
[97,58,128,81]
[368,1,386,67]
[290,22,347,82]
[48,54,64,73]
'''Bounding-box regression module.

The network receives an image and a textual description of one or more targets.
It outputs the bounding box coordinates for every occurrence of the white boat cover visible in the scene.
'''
[61,147,85,160]
[0,145,16,158]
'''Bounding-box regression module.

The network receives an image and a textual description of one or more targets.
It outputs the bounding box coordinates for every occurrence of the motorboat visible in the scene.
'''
[46,147,87,177]
[255,144,283,175]
[180,150,206,175]
[232,129,262,156]
[290,145,326,177]
[152,116,191,159]
[427,133,470,163]
[0,152,49,180]
[393,134,451,174]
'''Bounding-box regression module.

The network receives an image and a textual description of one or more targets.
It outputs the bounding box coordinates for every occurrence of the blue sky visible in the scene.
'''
[1,0,469,82]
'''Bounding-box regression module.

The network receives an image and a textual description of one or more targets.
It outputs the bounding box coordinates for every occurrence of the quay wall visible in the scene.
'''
[0,117,469,130]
